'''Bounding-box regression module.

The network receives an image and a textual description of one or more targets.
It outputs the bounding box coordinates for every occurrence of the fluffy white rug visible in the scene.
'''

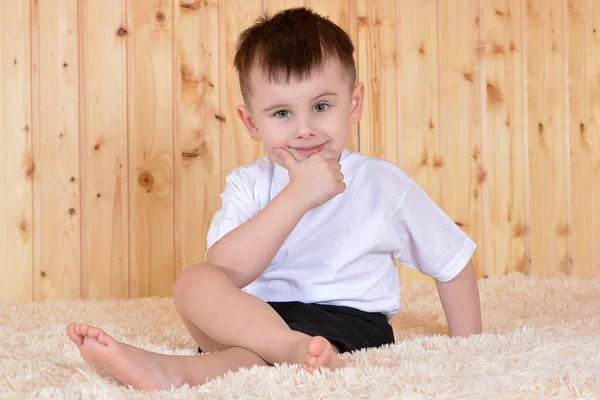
[1,272,599,399]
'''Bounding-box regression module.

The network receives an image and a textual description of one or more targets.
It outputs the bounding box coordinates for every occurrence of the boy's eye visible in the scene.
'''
[314,103,329,112]
[273,110,291,118]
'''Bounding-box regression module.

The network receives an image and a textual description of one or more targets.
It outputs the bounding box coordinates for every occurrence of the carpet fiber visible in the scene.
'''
[1,272,599,399]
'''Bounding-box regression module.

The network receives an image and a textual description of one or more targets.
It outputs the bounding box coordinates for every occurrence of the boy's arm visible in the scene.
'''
[207,184,306,289]
[435,260,483,338]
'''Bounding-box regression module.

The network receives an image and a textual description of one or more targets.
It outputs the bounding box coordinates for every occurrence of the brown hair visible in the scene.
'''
[233,7,356,105]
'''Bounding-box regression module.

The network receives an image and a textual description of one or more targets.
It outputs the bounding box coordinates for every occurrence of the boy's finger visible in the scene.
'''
[272,147,298,169]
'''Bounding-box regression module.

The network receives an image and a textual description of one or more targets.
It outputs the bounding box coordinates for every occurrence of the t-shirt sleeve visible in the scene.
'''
[206,168,261,254]
[387,178,477,282]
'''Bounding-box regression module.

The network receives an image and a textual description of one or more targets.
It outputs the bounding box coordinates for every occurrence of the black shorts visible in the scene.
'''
[197,301,395,355]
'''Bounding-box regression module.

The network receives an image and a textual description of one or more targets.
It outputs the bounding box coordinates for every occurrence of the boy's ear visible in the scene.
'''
[349,82,365,124]
[236,105,261,141]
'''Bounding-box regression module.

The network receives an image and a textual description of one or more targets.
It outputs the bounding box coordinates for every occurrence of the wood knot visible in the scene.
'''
[71,176,75,182]
[40,271,46,277]
[63,62,68,68]
[26,163,35,178]
[117,27,127,36]
[156,10,166,23]
[94,144,100,150]
[477,168,487,184]
[69,208,76,215]
[463,72,473,82]
[487,81,503,103]
[181,0,205,10]
[420,150,429,166]
[138,170,155,192]
[215,115,226,122]
[492,43,505,54]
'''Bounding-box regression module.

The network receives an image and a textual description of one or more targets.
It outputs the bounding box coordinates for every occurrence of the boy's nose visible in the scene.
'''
[293,129,318,140]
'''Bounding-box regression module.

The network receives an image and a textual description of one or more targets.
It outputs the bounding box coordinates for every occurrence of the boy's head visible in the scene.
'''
[234,7,364,164]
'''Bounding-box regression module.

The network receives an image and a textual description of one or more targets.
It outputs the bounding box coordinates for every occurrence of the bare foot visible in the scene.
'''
[302,336,344,373]
[66,322,184,391]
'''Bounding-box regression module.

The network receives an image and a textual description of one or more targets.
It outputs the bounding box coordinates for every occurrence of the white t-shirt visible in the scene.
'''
[206,149,477,319]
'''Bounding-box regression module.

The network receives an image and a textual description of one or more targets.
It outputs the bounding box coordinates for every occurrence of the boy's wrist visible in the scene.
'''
[279,183,312,216]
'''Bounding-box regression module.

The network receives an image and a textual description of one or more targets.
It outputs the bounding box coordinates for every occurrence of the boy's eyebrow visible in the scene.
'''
[261,91,338,112]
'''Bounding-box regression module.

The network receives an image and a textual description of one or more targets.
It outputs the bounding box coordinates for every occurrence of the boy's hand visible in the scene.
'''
[272,147,346,211]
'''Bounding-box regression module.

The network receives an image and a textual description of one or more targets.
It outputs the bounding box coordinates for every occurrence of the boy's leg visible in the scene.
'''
[173,263,342,370]
[66,322,268,391]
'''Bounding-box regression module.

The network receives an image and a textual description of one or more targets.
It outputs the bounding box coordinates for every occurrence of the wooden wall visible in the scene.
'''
[1,0,598,302]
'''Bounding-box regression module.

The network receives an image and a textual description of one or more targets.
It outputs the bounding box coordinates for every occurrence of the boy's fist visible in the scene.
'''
[272,147,346,211]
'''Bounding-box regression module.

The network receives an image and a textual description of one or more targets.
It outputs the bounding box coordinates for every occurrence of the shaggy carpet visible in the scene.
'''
[0,272,599,399]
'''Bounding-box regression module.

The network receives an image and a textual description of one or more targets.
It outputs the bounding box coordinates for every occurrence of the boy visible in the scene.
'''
[66,7,482,391]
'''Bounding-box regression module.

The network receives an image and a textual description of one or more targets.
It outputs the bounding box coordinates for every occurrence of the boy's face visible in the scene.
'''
[236,57,364,164]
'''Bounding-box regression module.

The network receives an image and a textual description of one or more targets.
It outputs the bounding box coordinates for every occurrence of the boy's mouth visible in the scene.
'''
[290,143,327,157]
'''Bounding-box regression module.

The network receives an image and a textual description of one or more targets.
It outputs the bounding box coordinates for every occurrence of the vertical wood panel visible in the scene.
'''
[438,0,485,278]
[485,0,528,276]
[568,0,600,278]
[396,0,440,284]
[263,0,304,14]
[128,0,175,297]
[175,0,221,277]
[219,0,264,188]
[37,0,82,300]
[526,0,569,276]
[79,0,129,299]
[0,0,33,302]
[357,0,397,162]
[307,0,359,152]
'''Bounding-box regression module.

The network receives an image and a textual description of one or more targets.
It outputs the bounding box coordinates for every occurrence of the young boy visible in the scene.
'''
[66,7,482,391]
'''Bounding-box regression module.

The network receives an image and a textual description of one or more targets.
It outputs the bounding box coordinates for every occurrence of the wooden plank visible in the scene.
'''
[438,0,485,278]
[526,0,569,276]
[396,0,440,285]
[484,0,528,276]
[127,0,175,297]
[263,0,304,14]
[219,0,264,189]
[357,0,397,163]
[307,0,359,152]
[175,0,221,277]
[357,0,400,282]
[0,0,33,302]
[78,0,129,299]
[35,0,82,300]
[568,0,600,278]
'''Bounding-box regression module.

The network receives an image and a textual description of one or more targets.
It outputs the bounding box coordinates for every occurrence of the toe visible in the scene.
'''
[308,336,326,357]
[306,355,318,367]
[66,323,84,346]
[96,331,114,346]
[80,324,90,336]
[88,326,102,339]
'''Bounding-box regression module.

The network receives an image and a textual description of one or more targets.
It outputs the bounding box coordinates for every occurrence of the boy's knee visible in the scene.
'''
[174,263,211,303]
[173,263,226,306]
